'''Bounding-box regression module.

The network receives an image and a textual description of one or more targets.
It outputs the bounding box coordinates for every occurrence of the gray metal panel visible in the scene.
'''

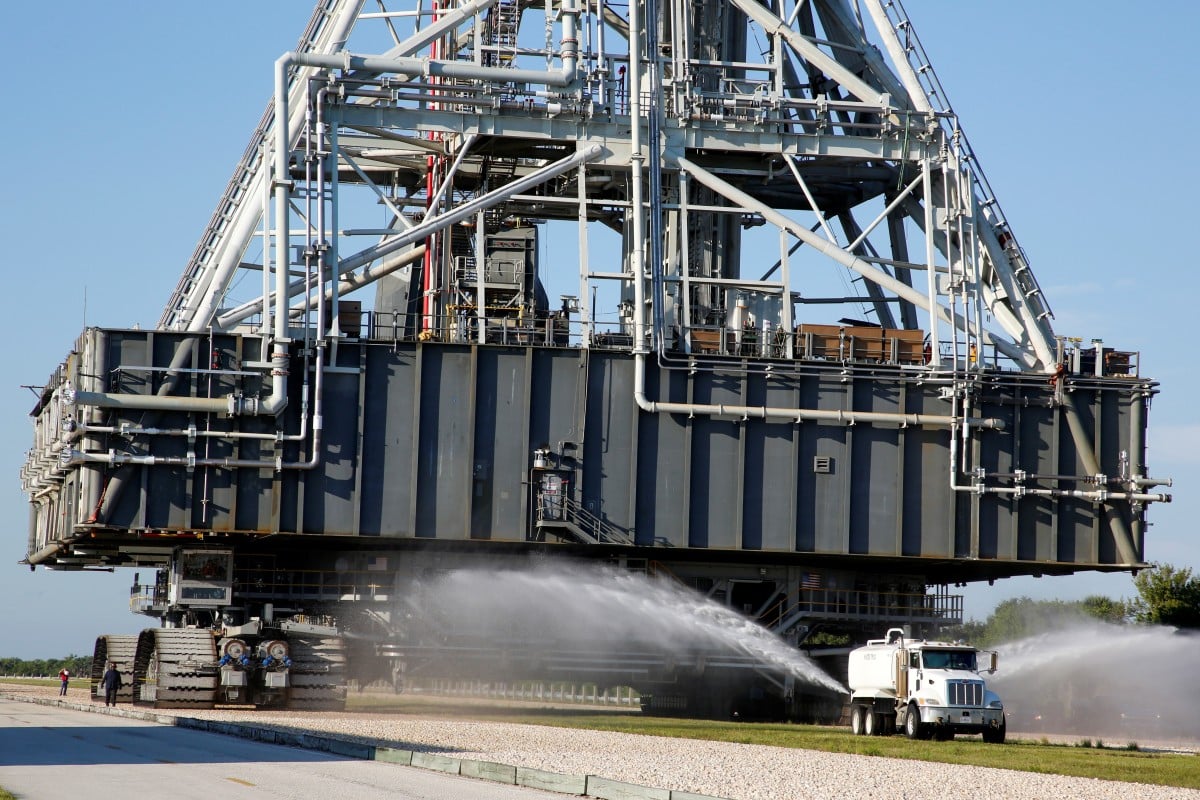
[849,378,903,556]
[688,372,741,549]
[743,377,798,551]
[359,347,416,536]
[300,349,362,535]
[583,356,636,534]
[636,369,689,547]
[1016,402,1055,562]
[415,346,474,539]
[849,425,901,556]
[474,348,533,540]
[975,395,1017,560]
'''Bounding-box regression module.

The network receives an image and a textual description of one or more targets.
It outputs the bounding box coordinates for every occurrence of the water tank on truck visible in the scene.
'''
[847,628,1005,742]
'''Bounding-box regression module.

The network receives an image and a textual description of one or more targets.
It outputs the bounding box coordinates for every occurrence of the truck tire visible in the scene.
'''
[864,709,878,736]
[850,704,865,735]
[904,703,925,740]
[983,716,1007,744]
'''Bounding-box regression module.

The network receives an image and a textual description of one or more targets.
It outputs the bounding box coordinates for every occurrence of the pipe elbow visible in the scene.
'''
[260,392,288,416]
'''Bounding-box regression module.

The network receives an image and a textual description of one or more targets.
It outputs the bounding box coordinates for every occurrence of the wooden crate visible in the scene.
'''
[797,323,843,359]
[690,327,724,354]
[885,328,926,364]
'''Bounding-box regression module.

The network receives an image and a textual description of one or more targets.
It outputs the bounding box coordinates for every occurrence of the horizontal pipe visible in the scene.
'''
[72,390,233,415]
[632,353,1001,430]
[24,542,65,566]
[967,485,1170,504]
[1132,476,1173,488]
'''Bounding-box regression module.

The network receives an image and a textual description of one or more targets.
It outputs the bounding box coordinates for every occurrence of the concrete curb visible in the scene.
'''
[586,776,671,799]
[0,692,733,800]
[519,766,588,794]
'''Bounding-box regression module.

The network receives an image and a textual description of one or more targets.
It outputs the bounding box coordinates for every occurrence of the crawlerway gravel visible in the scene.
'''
[10,685,1200,800]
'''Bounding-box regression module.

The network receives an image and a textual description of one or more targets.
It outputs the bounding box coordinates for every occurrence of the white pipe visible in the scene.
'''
[632,353,1001,429]
[844,171,924,253]
[379,0,502,60]
[71,390,232,415]
[861,0,933,114]
[291,47,578,92]
[785,156,838,244]
[627,0,646,352]
[301,245,427,313]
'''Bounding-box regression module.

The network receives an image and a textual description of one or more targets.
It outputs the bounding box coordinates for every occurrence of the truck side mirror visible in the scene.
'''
[987,652,998,673]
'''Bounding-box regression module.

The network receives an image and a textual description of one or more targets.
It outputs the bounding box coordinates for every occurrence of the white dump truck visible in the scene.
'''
[847,628,1005,742]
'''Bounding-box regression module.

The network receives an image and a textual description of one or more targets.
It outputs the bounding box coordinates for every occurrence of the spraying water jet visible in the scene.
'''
[992,620,1200,743]
[376,561,847,719]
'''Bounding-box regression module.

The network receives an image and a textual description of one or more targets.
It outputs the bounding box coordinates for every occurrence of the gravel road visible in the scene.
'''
[6,683,1198,800]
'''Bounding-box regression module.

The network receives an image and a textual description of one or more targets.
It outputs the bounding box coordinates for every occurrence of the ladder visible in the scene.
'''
[875,0,1053,322]
[484,0,520,67]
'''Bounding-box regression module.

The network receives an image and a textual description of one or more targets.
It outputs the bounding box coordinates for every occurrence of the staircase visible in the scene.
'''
[535,492,635,546]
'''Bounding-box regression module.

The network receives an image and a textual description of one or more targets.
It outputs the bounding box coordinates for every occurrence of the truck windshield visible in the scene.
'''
[921,649,976,670]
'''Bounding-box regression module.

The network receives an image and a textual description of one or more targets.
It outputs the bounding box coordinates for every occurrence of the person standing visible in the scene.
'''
[102,662,122,707]
[58,668,69,696]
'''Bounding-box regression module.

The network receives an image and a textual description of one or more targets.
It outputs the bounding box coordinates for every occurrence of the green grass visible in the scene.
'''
[0,787,15,800]
[345,694,1200,789]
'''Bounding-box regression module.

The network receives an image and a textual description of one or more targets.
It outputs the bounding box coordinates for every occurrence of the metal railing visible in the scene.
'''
[398,678,641,707]
[762,588,963,632]
[535,492,635,546]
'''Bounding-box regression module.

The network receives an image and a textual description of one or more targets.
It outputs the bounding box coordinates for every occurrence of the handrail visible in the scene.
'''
[760,588,963,632]
[535,492,635,546]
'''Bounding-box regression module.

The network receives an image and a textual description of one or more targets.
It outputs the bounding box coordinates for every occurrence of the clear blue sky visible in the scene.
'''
[1,2,1194,658]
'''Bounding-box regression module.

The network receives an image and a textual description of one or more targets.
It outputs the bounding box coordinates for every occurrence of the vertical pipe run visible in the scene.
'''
[577,161,592,345]
[476,209,487,344]
[645,0,666,352]
[628,0,646,352]
[922,157,939,365]
[261,139,272,335]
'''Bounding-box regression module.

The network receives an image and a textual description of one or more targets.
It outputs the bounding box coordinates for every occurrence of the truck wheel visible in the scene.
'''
[864,709,878,736]
[904,703,925,740]
[983,717,1007,744]
[850,704,865,735]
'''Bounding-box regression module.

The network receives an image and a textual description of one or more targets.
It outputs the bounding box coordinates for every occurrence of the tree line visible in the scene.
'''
[0,654,92,678]
[945,562,1200,648]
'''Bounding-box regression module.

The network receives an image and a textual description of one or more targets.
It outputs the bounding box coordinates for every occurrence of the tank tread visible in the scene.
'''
[132,628,218,710]
[286,636,347,710]
[91,634,138,703]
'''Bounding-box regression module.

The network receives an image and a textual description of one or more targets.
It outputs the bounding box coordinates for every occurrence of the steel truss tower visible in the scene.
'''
[140,0,1164,549]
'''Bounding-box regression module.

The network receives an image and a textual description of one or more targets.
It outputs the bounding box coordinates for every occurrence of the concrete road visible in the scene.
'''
[0,698,559,799]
